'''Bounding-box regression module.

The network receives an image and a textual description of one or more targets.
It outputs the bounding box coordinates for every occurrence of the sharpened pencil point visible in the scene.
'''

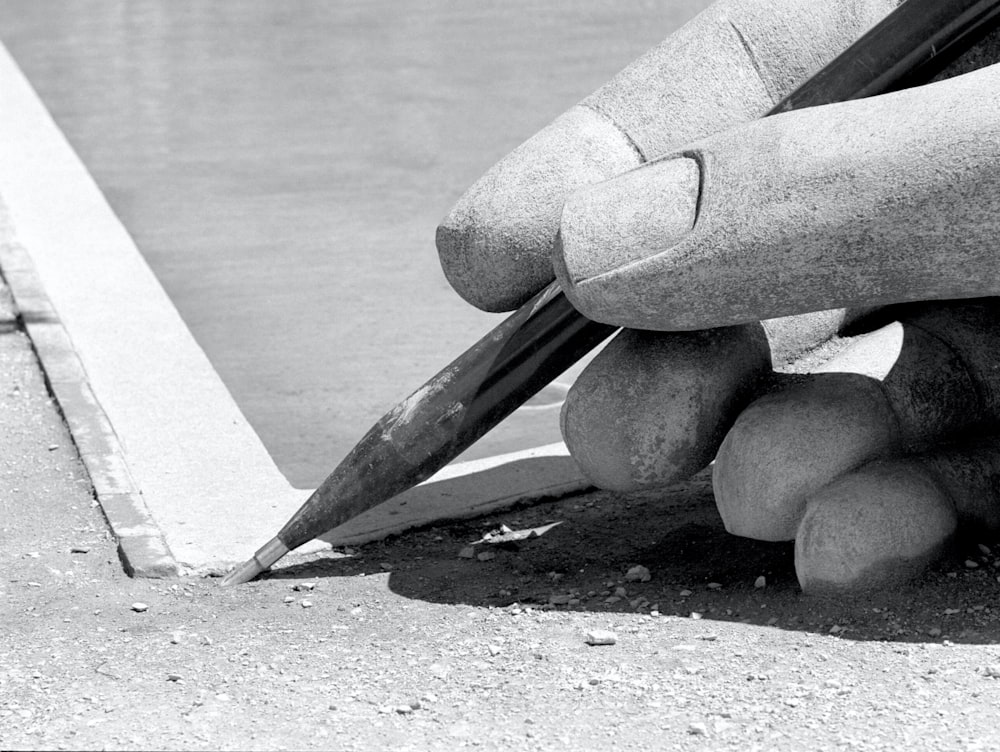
[221,556,265,586]
[220,537,290,586]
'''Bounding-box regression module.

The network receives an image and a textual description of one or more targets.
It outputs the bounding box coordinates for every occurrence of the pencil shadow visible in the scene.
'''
[271,468,1000,646]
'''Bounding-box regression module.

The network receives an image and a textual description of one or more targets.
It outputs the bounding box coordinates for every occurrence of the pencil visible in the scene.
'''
[222,0,1000,586]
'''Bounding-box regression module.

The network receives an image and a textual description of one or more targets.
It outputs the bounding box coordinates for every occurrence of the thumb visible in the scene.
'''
[554,63,1000,331]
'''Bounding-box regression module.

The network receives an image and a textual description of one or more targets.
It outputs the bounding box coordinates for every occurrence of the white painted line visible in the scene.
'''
[0,43,589,575]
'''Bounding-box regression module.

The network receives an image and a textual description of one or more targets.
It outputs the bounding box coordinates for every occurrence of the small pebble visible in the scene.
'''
[614,586,628,597]
[707,582,722,590]
[688,722,708,736]
[754,575,766,589]
[585,629,618,646]
[679,589,692,597]
[690,612,703,620]
[395,705,413,715]
[70,546,90,554]
[985,665,1000,678]
[477,551,496,562]
[131,602,148,613]
[978,543,992,556]
[965,560,980,569]
[293,582,316,591]
[457,547,475,559]
[166,673,182,682]
[927,627,942,637]
[47,444,59,451]
[283,596,295,604]
[301,599,313,608]
[549,594,573,605]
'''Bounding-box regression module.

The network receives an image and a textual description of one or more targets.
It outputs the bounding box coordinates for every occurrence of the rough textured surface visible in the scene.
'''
[714,372,900,541]
[795,460,958,594]
[581,0,899,160]
[560,306,858,494]
[558,64,1000,330]
[436,107,642,311]
[560,324,769,491]
[922,438,1000,534]
[905,300,1000,415]
[555,157,699,285]
[437,0,899,312]
[713,302,1000,542]
[8,282,1000,746]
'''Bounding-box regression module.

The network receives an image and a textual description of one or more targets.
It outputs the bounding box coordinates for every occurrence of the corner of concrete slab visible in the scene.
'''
[0,42,595,576]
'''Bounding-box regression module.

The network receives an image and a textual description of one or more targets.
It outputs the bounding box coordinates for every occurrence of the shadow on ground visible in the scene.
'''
[269,469,1000,646]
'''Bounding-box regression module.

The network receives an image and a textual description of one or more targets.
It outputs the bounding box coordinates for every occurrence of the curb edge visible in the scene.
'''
[0,238,181,578]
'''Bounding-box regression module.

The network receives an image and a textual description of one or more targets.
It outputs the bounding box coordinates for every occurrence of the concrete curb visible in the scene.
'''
[0,238,180,577]
[0,40,592,577]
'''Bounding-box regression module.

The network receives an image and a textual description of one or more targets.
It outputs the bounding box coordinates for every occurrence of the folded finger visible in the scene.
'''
[713,300,1000,541]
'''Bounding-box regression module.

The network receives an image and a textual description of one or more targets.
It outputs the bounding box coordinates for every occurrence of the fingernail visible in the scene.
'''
[436,106,642,312]
[555,155,700,286]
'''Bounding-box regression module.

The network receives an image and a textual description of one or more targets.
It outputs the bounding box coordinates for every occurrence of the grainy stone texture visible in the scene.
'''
[794,460,958,593]
[714,372,900,542]
[436,107,641,312]
[924,440,1000,533]
[436,0,1000,594]
[561,324,769,491]
[558,64,1000,330]
[561,308,864,493]
[437,0,900,312]
[795,433,1000,592]
[555,157,699,285]
[714,301,1000,542]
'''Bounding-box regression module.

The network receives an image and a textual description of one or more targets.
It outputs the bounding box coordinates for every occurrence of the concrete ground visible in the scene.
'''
[6,274,1000,751]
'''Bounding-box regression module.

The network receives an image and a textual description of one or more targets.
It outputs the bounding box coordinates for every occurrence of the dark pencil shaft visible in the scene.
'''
[278,0,1000,553]
[279,286,615,546]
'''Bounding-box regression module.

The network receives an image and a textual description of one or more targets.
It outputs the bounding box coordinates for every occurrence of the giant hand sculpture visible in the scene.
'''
[436,0,1000,593]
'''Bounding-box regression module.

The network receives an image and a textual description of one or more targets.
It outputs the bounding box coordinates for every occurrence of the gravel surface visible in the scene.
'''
[3,290,1000,750]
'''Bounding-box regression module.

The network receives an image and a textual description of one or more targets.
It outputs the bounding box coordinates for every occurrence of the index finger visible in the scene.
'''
[436,0,901,312]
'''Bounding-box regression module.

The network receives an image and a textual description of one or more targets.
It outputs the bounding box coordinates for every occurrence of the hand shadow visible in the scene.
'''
[271,465,1000,645]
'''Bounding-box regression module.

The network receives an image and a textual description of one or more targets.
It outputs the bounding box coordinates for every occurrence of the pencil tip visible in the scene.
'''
[220,537,291,586]
[220,557,265,586]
